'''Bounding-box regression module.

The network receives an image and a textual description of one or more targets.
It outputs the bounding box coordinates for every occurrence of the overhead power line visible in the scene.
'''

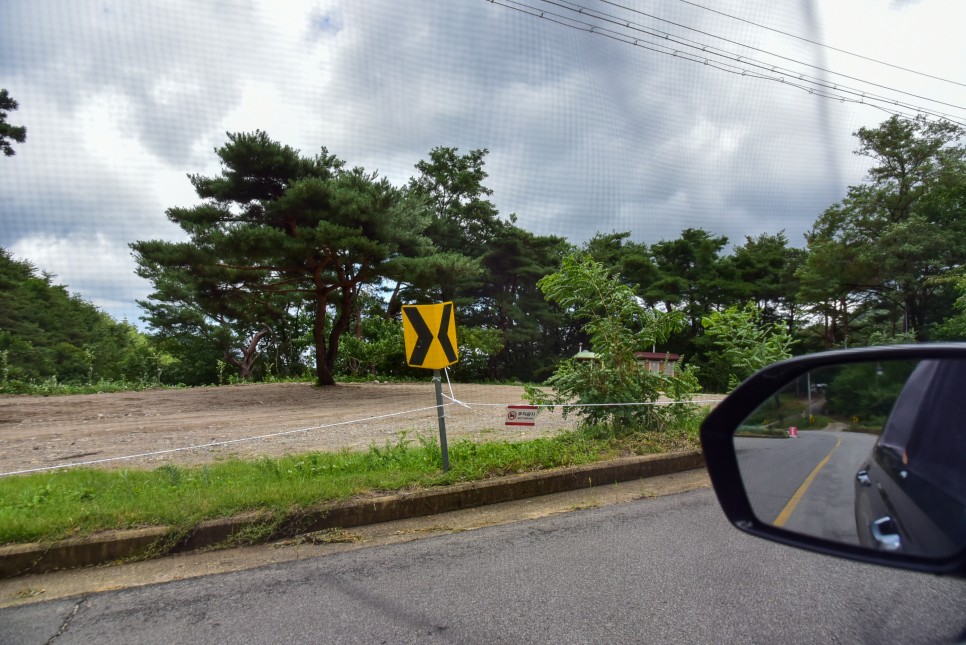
[483,0,966,128]
[589,0,966,111]
[675,0,966,88]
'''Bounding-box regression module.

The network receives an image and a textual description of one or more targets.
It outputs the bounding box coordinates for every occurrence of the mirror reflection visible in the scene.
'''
[734,358,966,558]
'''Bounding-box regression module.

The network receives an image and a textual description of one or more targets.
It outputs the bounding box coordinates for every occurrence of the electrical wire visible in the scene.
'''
[485,0,966,127]
[675,0,966,88]
[536,0,966,119]
[585,0,966,110]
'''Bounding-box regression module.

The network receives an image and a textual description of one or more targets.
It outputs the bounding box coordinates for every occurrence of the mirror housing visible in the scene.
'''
[700,344,966,577]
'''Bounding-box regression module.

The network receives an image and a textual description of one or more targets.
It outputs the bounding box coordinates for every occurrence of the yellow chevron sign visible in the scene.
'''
[402,302,459,369]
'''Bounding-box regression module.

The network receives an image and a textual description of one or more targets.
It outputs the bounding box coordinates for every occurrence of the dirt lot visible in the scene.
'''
[0,382,581,475]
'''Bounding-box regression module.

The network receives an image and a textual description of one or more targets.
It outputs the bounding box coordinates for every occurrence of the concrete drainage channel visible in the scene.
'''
[0,451,705,579]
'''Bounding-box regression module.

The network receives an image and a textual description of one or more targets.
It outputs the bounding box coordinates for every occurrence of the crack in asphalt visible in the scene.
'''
[47,596,86,644]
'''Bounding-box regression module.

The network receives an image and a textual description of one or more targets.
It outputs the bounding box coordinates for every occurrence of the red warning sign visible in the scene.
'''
[506,405,538,427]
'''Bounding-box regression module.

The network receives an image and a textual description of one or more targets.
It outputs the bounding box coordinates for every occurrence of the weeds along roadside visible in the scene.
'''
[0,374,527,396]
[0,419,705,546]
[0,374,320,396]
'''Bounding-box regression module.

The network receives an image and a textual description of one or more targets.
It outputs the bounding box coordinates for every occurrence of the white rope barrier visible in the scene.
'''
[440,396,723,408]
[0,375,722,478]
[439,369,722,409]
[0,402,454,478]
[443,368,471,409]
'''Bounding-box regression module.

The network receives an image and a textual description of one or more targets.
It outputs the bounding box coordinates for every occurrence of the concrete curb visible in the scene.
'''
[0,451,704,578]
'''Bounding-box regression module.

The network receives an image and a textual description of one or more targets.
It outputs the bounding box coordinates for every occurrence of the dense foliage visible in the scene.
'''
[799,116,966,346]
[526,254,701,430]
[0,249,166,388]
[702,302,796,389]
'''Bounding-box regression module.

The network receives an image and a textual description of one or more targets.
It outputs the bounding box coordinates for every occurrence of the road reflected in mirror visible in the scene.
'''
[734,358,966,559]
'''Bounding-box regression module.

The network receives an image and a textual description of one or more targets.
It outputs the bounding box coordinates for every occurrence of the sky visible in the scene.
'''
[1,0,964,326]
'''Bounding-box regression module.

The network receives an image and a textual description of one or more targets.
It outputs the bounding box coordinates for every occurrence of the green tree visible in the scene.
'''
[584,231,661,307]
[798,116,966,344]
[649,228,732,335]
[0,89,27,157]
[394,146,498,310]
[403,147,571,381]
[527,254,700,431]
[134,243,288,380]
[0,248,166,384]
[702,302,796,390]
[727,232,805,329]
[133,131,450,386]
[795,230,867,349]
[336,315,408,378]
[477,221,572,380]
[933,272,966,340]
[410,146,503,252]
[824,351,916,423]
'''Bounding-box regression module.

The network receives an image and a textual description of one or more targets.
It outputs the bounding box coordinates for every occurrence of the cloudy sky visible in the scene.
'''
[1,0,964,325]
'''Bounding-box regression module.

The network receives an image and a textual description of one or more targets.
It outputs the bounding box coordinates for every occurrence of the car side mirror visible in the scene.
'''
[700,344,966,578]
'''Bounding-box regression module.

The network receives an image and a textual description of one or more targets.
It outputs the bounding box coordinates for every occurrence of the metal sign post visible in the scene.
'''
[401,302,459,472]
[433,369,450,471]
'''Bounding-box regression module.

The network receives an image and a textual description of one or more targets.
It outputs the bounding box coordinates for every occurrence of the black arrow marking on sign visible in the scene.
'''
[404,307,434,366]
[437,303,458,363]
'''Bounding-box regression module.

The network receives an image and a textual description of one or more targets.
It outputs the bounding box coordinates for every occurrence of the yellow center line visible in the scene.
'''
[773,435,843,527]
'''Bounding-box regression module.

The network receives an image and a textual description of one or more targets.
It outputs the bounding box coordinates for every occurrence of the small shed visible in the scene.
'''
[634,351,680,376]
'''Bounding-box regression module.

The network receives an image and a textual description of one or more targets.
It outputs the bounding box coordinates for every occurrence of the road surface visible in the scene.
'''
[2,486,963,644]
[736,430,876,544]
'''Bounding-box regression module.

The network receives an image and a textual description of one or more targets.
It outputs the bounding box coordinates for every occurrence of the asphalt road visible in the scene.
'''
[736,430,877,544]
[3,487,964,644]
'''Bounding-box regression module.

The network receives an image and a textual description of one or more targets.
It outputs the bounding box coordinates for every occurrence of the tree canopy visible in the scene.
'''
[0,89,26,157]
[702,301,795,389]
[799,115,966,345]
[0,248,162,384]
[5,115,964,393]
[133,131,459,386]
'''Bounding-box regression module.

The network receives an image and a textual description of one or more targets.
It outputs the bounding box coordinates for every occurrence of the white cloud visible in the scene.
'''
[9,233,149,323]
[1,0,963,324]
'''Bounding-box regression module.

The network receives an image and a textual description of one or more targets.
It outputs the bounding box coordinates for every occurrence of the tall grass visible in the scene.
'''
[0,375,322,396]
[0,422,702,545]
[0,377,172,396]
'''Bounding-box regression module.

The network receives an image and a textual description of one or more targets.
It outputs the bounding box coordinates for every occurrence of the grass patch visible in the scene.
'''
[0,375,318,396]
[843,425,884,435]
[799,414,836,430]
[0,423,701,546]
[0,378,173,396]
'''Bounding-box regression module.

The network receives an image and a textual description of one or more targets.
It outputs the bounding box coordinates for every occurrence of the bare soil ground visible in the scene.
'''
[0,382,581,474]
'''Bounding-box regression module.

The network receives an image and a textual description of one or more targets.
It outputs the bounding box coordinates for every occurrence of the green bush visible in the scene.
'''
[525,254,702,433]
